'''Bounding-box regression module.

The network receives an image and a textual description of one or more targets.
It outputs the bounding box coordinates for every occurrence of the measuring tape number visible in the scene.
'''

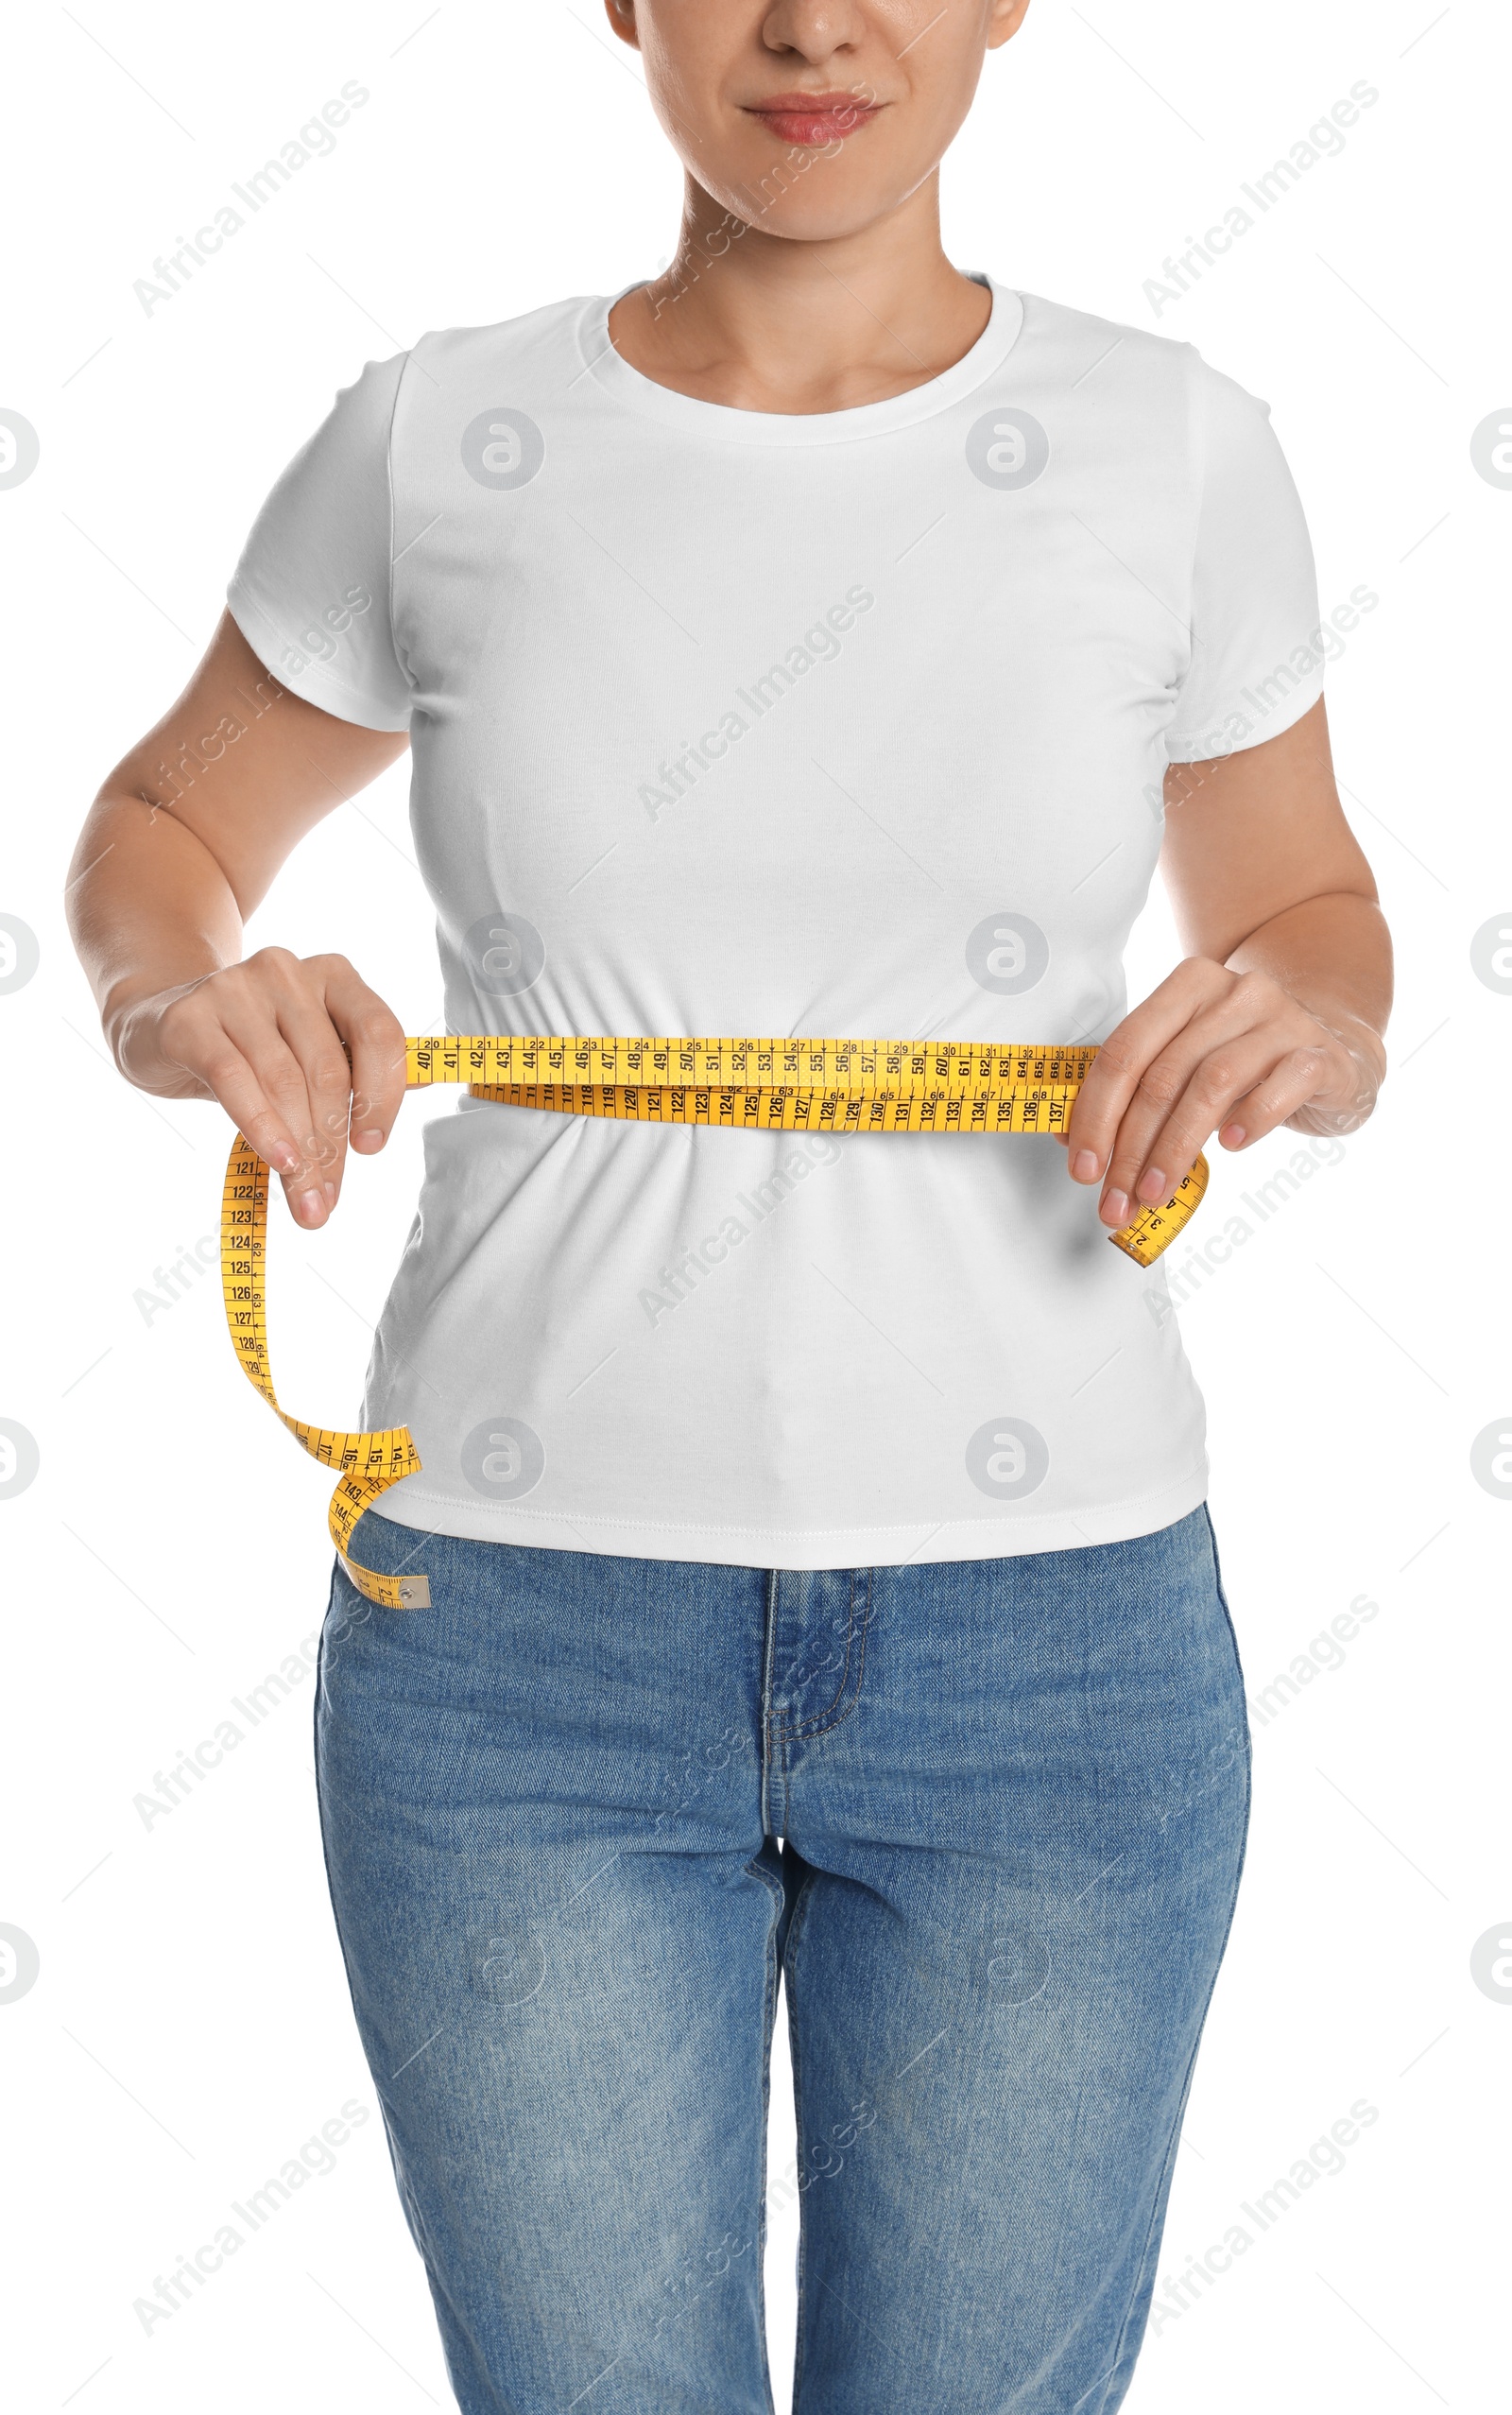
[219,1034,1208,1608]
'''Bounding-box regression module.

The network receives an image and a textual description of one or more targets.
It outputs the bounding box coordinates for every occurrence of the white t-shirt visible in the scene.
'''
[227,277,1325,1569]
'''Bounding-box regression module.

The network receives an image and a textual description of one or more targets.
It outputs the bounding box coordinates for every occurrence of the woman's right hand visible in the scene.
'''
[117,948,409,1228]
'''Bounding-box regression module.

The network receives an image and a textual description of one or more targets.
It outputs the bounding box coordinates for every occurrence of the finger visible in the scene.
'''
[1063,960,1234,1182]
[166,1025,311,1196]
[1216,1044,1337,1150]
[214,1002,332,1226]
[270,991,357,1211]
[1102,1032,1316,1227]
[1070,994,1248,1200]
[1072,973,1296,1214]
[318,959,409,1158]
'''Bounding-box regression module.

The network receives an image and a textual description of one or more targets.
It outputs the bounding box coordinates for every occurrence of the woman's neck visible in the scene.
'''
[606,172,993,414]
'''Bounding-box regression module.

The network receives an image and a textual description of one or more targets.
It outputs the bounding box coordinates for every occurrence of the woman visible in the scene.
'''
[67,2,1390,2406]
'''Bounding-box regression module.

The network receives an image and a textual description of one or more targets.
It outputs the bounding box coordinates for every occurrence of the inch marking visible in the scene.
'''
[222,1034,1207,1608]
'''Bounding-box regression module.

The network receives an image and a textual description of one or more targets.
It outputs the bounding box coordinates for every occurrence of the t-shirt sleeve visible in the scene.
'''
[1164,354,1324,764]
[226,353,414,733]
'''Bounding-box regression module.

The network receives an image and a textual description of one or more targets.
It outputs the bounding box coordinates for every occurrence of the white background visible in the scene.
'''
[2,2,1507,2407]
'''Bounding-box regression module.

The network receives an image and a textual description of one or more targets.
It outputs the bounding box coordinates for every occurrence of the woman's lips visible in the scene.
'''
[745,92,881,147]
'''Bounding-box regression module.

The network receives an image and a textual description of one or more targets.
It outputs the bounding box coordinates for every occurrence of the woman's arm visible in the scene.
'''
[1063,698,1391,1228]
[65,612,410,1229]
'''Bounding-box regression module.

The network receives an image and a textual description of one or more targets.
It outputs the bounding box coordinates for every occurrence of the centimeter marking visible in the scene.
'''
[412,1033,1100,1106]
[222,1034,1209,1612]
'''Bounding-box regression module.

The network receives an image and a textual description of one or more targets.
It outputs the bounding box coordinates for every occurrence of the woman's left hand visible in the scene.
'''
[1061,957,1383,1230]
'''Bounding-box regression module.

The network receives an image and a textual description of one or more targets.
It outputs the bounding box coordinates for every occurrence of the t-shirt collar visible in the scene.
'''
[576,273,1025,446]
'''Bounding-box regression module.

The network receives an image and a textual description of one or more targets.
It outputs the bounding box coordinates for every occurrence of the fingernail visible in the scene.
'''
[1102,1189,1129,1226]
[1137,1167,1167,1203]
[352,1129,385,1151]
[269,1143,299,1174]
[1071,1149,1099,1182]
[323,1182,338,1205]
[297,1189,325,1225]
[1221,1123,1246,1148]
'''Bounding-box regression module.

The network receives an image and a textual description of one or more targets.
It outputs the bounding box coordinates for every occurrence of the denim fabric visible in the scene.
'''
[315,1506,1249,2413]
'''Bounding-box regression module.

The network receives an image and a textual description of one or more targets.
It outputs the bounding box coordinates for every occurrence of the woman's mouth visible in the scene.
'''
[743,91,883,148]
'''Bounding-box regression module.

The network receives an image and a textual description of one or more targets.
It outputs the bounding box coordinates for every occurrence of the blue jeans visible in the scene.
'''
[315,1506,1249,2413]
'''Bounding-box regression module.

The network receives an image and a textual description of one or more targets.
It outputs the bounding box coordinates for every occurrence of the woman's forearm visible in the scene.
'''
[68,613,408,1113]
[65,615,411,1216]
[67,791,245,1092]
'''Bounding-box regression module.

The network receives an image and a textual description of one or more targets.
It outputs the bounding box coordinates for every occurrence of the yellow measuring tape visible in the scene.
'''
[220,1034,1208,1608]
